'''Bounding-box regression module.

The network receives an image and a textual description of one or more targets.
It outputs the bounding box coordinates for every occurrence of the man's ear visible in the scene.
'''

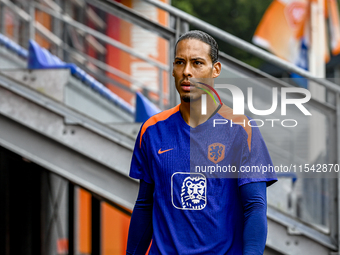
[212,62,221,78]
[172,62,175,77]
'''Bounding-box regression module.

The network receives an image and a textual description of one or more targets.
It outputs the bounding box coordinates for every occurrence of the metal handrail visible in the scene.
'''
[66,47,158,94]
[90,0,175,40]
[32,1,168,109]
[218,52,337,114]
[142,0,340,94]
[0,0,169,108]
[0,0,31,21]
[32,2,169,71]
[6,6,159,95]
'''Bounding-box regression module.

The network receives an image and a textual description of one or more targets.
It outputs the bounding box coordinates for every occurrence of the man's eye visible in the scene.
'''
[175,60,184,65]
[194,61,203,65]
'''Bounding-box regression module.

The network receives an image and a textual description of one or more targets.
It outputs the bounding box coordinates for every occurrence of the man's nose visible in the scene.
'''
[183,63,192,77]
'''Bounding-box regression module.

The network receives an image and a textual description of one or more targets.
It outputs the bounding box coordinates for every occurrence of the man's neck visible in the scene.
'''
[180,98,219,128]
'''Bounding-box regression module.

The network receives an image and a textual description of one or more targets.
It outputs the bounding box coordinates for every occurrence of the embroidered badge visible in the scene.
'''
[171,172,207,210]
[208,143,225,164]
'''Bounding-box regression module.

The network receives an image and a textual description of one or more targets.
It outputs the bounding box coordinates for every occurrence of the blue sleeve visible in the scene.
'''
[126,179,154,255]
[129,127,153,184]
[239,119,277,187]
[240,181,267,255]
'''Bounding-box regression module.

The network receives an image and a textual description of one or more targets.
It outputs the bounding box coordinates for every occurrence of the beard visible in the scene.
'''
[182,95,192,103]
[182,94,201,103]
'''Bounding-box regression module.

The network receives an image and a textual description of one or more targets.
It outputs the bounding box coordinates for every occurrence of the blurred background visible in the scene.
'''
[0,0,340,254]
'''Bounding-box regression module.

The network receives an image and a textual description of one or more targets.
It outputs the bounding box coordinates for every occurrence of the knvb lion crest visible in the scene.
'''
[208,143,225,164]
[181,176,206,210]
[171,172,207,210]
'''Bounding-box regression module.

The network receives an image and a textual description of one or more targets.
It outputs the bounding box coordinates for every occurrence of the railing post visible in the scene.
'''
[29,1,35,41]
[13,10,19,43]
[63,0,73,62]
[169,36,176,108]
[175,16,181,39]
[158,67,164,110]
[0,2,5,35]
[181,20,189,34]
[53,0,63,58]
[167,17,182,108]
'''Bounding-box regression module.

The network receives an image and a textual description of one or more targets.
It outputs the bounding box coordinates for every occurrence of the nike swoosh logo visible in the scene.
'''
[158,148,174,154]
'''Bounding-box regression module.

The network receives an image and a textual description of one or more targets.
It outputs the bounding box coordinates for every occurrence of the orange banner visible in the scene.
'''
[253,0,309,63]
[328,0,340,55]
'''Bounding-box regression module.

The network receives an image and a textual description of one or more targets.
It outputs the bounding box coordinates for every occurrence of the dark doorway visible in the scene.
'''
[0,146,42,255]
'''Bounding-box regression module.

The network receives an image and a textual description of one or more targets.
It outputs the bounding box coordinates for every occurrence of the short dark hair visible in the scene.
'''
[174,30,219,64]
